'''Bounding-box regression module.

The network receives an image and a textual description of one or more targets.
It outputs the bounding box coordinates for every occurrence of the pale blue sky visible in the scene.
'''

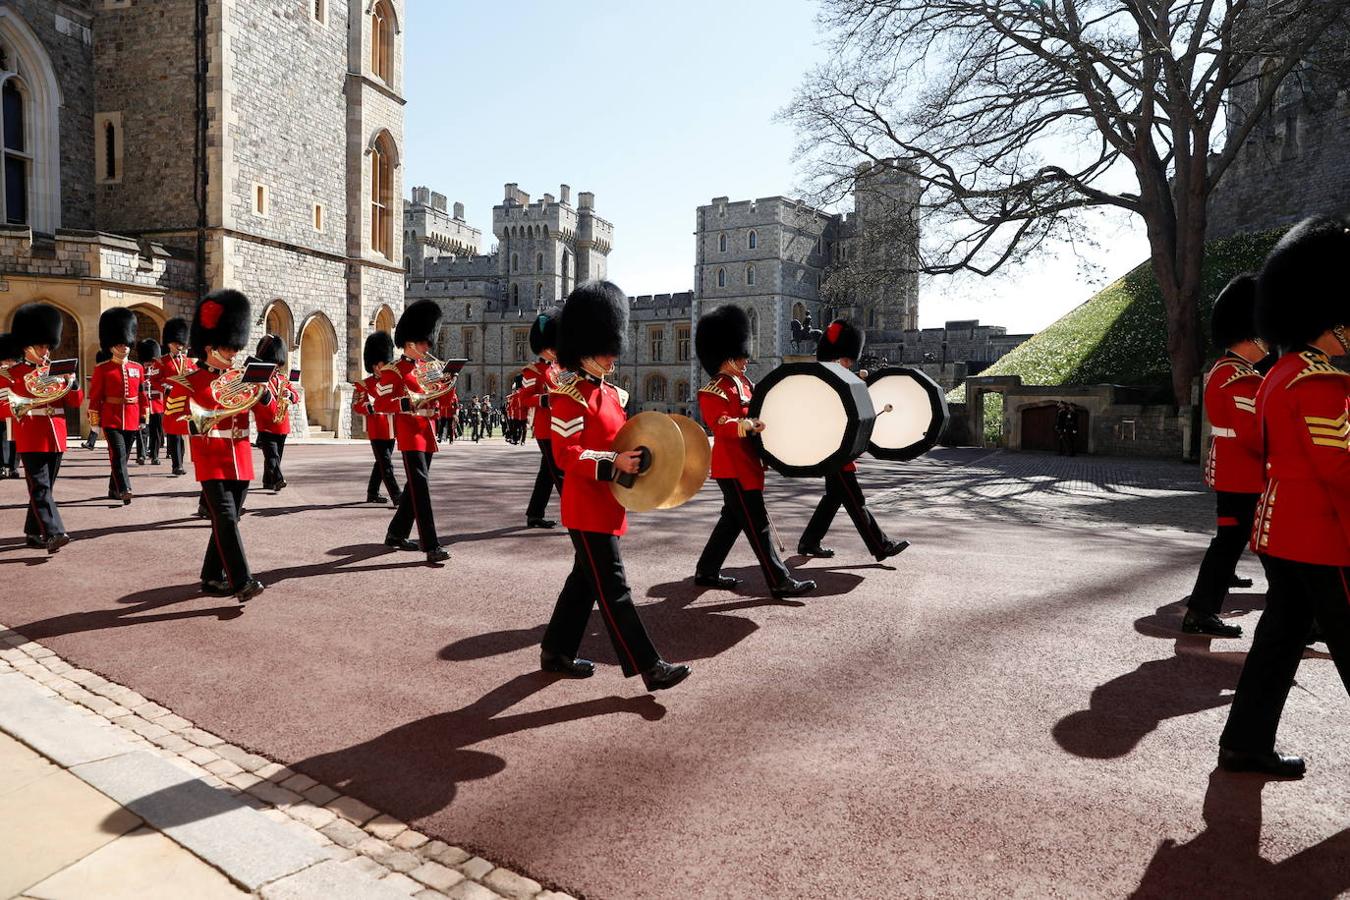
[403,0,1150,334]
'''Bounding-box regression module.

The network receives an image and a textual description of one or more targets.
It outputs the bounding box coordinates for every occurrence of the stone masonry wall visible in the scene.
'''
[9,0,95,230]
[92,0,196,235]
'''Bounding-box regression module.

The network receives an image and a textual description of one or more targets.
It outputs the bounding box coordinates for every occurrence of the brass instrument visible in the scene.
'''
[10,360,74,418]
[274,349,300,426]
[186,366,267,435]
[409,353,458,407]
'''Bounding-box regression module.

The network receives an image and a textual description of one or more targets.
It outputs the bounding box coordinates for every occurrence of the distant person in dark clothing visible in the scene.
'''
[1055,402,1079,456]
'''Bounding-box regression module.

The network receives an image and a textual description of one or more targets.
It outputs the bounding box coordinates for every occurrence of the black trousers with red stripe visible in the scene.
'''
[542,530,660,677]
[1220,556,1350,754]
[387,450,439,550]
[20,452,64,539]
[1188,491,1263,616]
[256,432,286,489]
[367,439,400,500]
[799,468,890,556]
[696,478,791,589]
[104,428,136,496]
[166,433,186,471]
[525,438,563,520]
[199,479,252,589]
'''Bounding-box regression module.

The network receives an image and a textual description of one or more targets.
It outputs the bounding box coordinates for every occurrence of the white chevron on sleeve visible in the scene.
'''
[551,415,584,438]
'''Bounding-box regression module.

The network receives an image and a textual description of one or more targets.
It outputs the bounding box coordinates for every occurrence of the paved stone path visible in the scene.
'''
[3,443,1346,899]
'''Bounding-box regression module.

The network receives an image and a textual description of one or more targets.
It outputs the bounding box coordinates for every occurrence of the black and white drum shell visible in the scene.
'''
[748,362,875,477]
[865,366,948,461]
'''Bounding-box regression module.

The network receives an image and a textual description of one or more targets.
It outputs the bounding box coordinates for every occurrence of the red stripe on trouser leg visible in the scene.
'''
[202,486,239,587]
[24,467,48,539]
[731,481,774,579]
[1217,516,1240,527]
[579,533,640,674]
[401,453,426,543]
[837,471,883,551]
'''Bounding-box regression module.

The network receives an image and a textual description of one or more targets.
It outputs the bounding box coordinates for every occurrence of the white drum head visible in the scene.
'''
[865,367,948,461]
[757,374,849,469]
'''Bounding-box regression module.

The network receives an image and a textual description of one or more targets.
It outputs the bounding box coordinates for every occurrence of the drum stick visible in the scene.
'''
[766,508,787,555]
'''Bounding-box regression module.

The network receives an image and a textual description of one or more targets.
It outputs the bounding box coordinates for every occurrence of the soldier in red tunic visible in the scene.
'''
[0,332,19,479]
[1218,216,1350,779]
[173,289,267,602]
[1183,275,1268,637]
[374,300,451,563]
[8,303,85,552]
[88,308,147,506]
[252,334,300,492]
[693,304,814,598]
[137,338,164,466]
[541,281,689,690]
[156,317,196,477]
[517,308,564,528]
[354,331,401,505]
[797,319,909,562]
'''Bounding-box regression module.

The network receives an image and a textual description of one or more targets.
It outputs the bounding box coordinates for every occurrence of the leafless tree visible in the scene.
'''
[784,0,1349,405]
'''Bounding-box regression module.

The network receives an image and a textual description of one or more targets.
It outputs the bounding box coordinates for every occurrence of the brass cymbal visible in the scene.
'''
[657,415,710,509]
[610,412,685,512]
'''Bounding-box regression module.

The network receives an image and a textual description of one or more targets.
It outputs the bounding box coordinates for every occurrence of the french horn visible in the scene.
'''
[187,366,267,435]
[409,353,458,406]
[10,360,74,418]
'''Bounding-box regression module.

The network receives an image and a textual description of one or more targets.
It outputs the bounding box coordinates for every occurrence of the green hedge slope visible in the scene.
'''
[949,228,1285,401]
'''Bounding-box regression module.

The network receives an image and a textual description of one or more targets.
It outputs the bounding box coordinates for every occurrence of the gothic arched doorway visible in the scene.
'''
[263,299,296,347]
[298,313,337,435]
[373,304,395,336]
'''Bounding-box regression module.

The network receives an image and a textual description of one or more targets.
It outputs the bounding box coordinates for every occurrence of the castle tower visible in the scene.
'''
[491,183,612,310]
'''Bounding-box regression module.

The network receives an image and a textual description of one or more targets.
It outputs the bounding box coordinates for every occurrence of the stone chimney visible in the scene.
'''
[578,191,594,210]
[452,201,464,220]
[559,184,571,205]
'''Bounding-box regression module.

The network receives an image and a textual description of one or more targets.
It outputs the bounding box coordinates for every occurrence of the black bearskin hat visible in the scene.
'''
[162,317,190,348]
[190,289,252,356]
[1210,274,1258,350]
[363,331,395,374]
[255,333,288,366]
[0,333,19,363]
[11,302,63,349]
[816,318,865,363]
[529,308,560,355]
[557,281,628,371]
[137,338,161,363]
[395,300,442,347]
[95,349,111,365]
[98,307,137,352]
[1257,216,1350,349]
[695,303,752,376]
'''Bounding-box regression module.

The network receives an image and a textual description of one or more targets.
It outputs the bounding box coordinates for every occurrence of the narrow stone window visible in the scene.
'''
[535,282,543,301]
[2,78,28,224]
[535,252,543,271]
[718,233,727,253]
[313,203,324,231]
[94,112,123,185]
[370,137,393,256]
[312,0,325,24]
[371,1,394,83]
[745,265,755,287]
[748,229,757,250]
[717,268,726,288]
[511,252,519,272]
[252,182,269,217]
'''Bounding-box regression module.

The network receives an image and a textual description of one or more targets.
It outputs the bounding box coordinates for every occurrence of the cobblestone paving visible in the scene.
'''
[849,448,1213,534]
[0,626,575,900]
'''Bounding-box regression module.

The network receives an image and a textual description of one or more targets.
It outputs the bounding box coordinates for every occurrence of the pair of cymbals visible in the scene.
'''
[610,412,710,512]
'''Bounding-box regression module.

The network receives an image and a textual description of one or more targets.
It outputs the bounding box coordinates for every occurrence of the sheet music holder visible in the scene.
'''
[45,358,78,377]
[241,362,277,384]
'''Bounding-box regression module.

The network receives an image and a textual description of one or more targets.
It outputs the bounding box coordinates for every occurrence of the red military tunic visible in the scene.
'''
[143,360,166,415]
[519,359,559,440]
[174,367,256,482]
[1251,349,1350,566]
[6,362,84,453]
[87,358,147,432]
[353,375,395,441]
[157,353,198,436]
[254,374,297,436]
[1203,352,1264,494]
[698,371,766,490]
[0,365,13,424]
[550,372,628,536]
[372,357,438,453]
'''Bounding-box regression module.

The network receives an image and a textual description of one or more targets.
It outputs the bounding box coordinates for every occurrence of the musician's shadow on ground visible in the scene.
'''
[1052,599,1263,759]
[1131,770,1350,898]
[440,565,824,668]
[12,585,244,641]
[0,516,206,555]
[102,671,665,830]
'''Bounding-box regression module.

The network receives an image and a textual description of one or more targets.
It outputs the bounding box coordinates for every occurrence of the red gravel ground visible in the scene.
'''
[3,443,1349,899]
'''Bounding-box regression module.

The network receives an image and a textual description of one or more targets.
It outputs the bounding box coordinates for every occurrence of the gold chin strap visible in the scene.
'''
[581,358,612,379]
[1334,325,1350,355]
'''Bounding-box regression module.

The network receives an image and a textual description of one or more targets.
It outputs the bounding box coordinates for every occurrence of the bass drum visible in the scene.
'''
[749,362,875,477]
[866,367,948,461]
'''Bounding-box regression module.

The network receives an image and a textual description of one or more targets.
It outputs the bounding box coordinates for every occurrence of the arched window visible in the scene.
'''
[464,303,471,317]
[535,252,543,271]
[645,374,667,402]
[511,283,520,305]
[745,265,755,287]
[718,233,727,253]
[748,229,757,249]
[716,268,726,288]
[561,250,571,291]
[675,379,689,402]
[747,309,759,358]
[369,134,394,257]
[535,282,543,300]
[2,77,27,224]
[510,252,518,272]
[792,302,806,323]
[371,0,394,84]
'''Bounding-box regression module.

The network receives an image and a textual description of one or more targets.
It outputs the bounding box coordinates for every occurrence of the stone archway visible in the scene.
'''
[373,303,395,336]
[127,304,164,354]
[298,312,338,435]
[263,299,296,347]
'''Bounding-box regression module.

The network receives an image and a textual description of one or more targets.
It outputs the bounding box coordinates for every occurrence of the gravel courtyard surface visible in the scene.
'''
[3,443,1347,899]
